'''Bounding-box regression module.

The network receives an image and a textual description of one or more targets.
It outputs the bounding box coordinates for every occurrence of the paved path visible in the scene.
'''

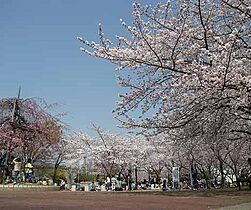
[216,202,251,210]
[0,191,250,210]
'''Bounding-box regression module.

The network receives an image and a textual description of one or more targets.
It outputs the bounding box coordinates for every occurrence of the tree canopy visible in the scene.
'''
[0,97,62,162]
[78,0,251,137]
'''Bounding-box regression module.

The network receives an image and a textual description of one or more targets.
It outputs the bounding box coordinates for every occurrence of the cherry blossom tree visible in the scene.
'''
[78,125,176,186]
[79,125,137,178]
[41,133,86,183]
[78,1,250,189]
[0,97,62,164]
[138,134,174,183]
[78,0,251,137]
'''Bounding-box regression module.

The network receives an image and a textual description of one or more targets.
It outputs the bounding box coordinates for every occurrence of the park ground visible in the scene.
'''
[0,189,251,210]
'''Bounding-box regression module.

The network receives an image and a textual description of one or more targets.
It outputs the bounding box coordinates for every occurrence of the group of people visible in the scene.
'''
[94,176,168,192]
[88,176,122,191]
[105,176,123,191]
[0,155,34,184]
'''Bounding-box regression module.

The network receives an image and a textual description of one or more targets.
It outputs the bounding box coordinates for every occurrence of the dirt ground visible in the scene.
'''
[0,189,250,210]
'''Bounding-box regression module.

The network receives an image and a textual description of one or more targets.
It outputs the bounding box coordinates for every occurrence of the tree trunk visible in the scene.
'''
[207,166,211,189]
[236,176,241,191]
[219,162,225,188]
[53,153,62,184]
[135,167,138,190]
[53,165,59,184]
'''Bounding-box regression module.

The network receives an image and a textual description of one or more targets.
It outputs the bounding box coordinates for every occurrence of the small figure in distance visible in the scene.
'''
[90,181,96,191]
[13,157,22,184]
[105,176,110,191]
[162,179,167,192]
[60,179,65,190]
[25,158,34,183]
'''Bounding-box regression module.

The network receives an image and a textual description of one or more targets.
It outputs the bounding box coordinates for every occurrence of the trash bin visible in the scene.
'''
[84,184,90,191]
[71,184,76,191]
[101,185,106,191]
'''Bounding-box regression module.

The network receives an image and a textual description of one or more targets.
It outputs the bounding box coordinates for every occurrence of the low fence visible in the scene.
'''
[0,184,60,191]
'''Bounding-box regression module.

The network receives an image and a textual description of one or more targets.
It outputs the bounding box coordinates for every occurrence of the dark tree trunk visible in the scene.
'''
[53,153,62,184]
[207,165,212,189]
[135,167,138,190]
[219,162,225,188]
[236,177,241,191]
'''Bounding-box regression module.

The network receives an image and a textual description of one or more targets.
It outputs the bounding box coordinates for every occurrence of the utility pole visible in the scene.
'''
[3,87,21,183]
[11,86,21,123]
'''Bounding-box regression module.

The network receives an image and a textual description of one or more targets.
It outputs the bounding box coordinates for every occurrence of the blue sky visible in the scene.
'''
[0,0,160,135]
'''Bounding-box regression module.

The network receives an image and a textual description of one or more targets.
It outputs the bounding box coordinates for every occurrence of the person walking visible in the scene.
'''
[13,157,22,184]
[105,176,110,191]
